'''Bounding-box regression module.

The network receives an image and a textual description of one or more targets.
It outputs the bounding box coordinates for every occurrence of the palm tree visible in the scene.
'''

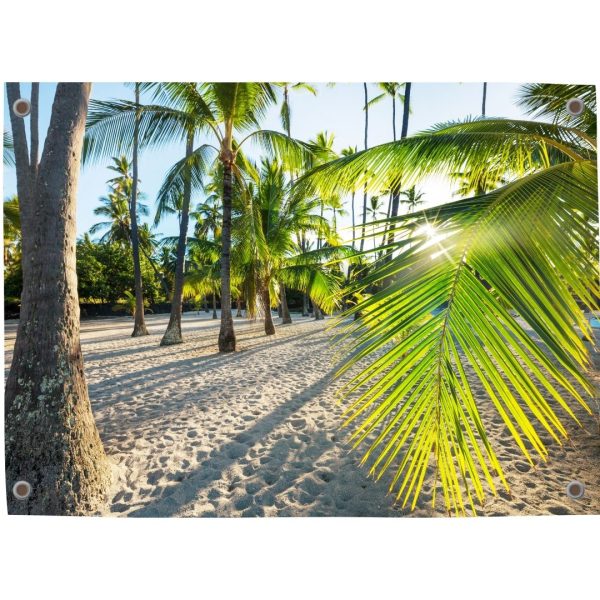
[164,83,315,351]
[5,82,109,515]
[360,83,369,252]
[276,83,317,324]
[365,195,386,250]
[399,186,425,213]
[341,146,358,249]
[127,84,149,336]
[237,159,345,335]
[482,82,488,116]
[387,82,412,248]
[90,161,150,244]
[300,83,598,515]
[84,82,209,345]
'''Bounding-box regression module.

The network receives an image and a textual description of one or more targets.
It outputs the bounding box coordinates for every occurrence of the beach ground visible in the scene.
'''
[4,311,600,517]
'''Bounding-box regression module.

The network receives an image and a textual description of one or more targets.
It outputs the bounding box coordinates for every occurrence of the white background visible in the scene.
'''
[1,1,598,598]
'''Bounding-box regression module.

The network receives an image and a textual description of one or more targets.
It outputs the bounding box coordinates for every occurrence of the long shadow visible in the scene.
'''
[88,327,324,400]
[127,366,337,517]
[91,328,329,423]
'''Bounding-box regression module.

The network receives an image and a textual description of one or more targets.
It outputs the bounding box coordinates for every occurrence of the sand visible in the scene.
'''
[4,311,600,517]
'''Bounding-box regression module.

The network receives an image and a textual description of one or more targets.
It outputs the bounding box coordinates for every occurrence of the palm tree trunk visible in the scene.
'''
[160,130,194,346]
[130,83,149,337]
[212,292,218,319]
[314,303,324,320]
[360,82,369,252]
[218,156,236,351]
[387,82,412,251]
[302,293,309,316]
[482,82,487,117]
[236,296,243,317]
[280,284,292,324]
[351,191,356,250]
[262,285,276,335]
[5,82,109,515]
[385,93,398,248]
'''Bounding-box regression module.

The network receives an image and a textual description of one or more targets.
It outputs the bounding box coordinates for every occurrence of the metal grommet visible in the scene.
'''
[566,480,585,499]
[12,480,32,500]
[12,98,31,118]
[566,98,585,116]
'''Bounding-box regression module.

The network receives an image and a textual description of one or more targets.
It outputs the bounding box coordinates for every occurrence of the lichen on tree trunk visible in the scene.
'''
[5,82,110,515]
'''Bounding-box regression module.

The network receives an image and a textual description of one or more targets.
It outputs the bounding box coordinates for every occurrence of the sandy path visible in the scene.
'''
[4,312,600,517]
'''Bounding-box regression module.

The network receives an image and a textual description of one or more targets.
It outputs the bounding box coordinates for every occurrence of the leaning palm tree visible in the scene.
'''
[300,83,598,515]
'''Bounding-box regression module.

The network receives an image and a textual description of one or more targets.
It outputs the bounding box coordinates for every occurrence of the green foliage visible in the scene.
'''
[77,235,163,304]
[303,84,599,515]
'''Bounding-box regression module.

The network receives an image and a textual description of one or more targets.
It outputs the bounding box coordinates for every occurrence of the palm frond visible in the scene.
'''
[154,144,216,225]
[298,118,596,197]
[3,131,15,167]
[335,159,598,515]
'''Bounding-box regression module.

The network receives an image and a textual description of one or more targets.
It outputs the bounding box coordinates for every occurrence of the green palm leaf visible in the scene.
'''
[299,118,595,197]
[3,131,15,167]
[334,159,598,515]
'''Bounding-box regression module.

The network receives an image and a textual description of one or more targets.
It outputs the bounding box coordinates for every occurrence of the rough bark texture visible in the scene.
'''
[160,131,194,346]
[218,158,236,351]
[130,83,149,337]
[262,286,276,335]
[280,285,292,324]
[5,82,110,515]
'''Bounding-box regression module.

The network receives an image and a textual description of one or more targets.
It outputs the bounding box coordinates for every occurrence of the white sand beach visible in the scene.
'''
[4,312,600,517]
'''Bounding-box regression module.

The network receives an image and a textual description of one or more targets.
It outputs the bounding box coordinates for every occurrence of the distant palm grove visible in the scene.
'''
[4,82,598,517]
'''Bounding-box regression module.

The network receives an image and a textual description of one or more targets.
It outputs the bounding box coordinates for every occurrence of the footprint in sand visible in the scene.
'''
[147,469,164,485]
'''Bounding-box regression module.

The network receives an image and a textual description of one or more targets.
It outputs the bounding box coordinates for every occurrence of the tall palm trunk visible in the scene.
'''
[5,82,109,515]
[262,284,276,335]
[387,82,412,249]
[212,292,218,319]
[385,91,399,247]
[351,190,356,249]
[482,82,488,117]
[236,296,243,317]
[160,130,194,346]
[280,284,292,324]
[130,83,149,337]
[218,155,236,351]
[360,82,369,252]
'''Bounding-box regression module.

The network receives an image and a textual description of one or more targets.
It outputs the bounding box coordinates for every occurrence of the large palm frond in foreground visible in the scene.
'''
[334,160,598,515]
[303,89,599,514]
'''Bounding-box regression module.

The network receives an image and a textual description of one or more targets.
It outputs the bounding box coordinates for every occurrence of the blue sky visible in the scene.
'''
[3,82,532,240]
